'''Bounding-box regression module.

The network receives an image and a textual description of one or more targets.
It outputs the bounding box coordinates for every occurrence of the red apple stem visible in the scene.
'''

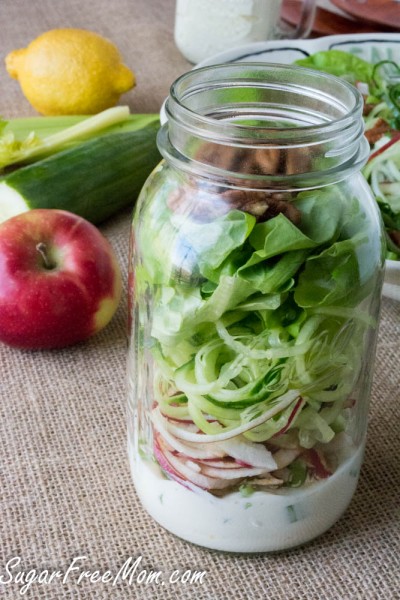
[36,242,56,270]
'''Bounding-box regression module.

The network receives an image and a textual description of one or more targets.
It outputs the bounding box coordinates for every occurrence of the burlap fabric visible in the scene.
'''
[0,1,399,598]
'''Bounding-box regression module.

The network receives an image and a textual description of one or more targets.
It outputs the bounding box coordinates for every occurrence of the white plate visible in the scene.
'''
[163,33,400,300]
[196,32,400,68]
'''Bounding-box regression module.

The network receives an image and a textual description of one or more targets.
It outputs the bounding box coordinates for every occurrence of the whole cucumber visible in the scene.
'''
[0,122,161,224]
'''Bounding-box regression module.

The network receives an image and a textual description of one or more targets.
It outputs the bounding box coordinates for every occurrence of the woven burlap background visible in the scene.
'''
[0,1,399,598]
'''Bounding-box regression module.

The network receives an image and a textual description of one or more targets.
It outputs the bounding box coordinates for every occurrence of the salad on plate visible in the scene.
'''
[294,49,400,261]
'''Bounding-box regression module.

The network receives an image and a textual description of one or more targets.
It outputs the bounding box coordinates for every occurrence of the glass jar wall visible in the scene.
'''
[127,64,385,552]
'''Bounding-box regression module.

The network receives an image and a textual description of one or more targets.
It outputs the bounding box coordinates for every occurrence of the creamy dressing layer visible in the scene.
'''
[174,0,282,64]
[129,440,363,553]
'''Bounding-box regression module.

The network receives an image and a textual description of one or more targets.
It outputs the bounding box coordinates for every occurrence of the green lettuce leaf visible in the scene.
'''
[295,50,374,84]
[294,238,364,307]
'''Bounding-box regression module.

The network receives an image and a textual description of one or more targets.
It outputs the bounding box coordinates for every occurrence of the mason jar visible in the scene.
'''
[127,63,385,552]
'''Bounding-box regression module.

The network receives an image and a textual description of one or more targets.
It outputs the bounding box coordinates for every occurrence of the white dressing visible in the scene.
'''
[129,441,363,553]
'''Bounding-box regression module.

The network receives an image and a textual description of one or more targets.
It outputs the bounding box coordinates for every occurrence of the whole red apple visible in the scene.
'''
[0,209,122,349]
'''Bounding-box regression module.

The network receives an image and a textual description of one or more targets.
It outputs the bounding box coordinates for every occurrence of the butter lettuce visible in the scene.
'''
[295,50,374,84]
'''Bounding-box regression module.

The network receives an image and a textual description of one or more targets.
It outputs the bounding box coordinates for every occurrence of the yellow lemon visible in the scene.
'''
[5,28,135,115]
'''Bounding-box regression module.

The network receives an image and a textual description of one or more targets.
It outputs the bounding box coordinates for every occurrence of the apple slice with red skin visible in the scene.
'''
[0,209,122,349]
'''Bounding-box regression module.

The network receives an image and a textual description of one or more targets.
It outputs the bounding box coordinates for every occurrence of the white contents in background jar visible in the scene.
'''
[174,0,282,63]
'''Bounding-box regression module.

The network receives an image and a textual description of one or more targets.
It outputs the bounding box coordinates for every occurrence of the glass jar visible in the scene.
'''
[173,0,316,64]
[127,63,385,553]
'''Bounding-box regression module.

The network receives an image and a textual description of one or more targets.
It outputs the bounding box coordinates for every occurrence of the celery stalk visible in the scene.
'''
[3,116,86,140]
[0,106,159,171]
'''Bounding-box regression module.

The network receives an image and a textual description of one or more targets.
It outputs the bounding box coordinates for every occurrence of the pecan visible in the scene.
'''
[246,148,284,175]
[283,147,313,175]
[363,102,377,117]
[195,144,246,172]
[167,182,301,225]
[194,143,311,176]
[220,189,301,224]
[389,230,400,249]
[365,118,394,146]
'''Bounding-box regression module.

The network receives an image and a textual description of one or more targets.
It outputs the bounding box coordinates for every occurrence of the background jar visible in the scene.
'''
[174,0,317,63]
[127,63,385,553]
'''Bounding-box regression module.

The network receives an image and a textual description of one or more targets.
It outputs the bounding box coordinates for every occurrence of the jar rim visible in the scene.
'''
[166,62,364,146]
[161,62,368,186]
